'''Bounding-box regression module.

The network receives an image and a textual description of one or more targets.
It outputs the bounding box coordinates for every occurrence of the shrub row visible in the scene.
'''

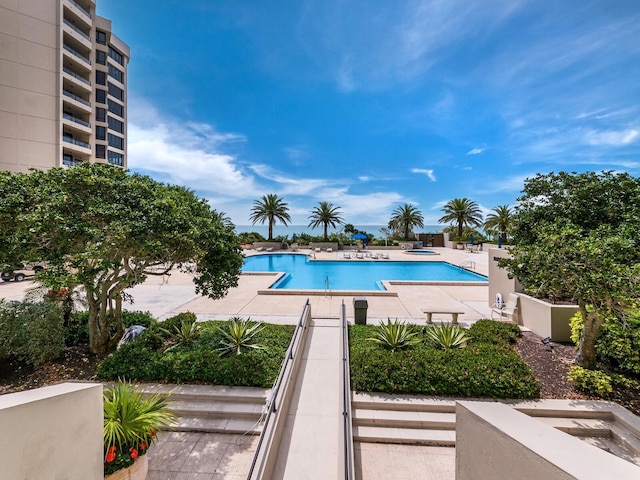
[349,321,537,398]
[65,310,155,346]
[0,300,65,366]
[98,316,295,388]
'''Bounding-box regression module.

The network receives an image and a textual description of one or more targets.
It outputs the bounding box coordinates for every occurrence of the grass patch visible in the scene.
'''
[98,314,295,388]
[350,320,538,398]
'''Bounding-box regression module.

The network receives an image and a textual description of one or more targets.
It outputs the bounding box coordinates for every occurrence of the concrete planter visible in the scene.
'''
[105,455,148,480]
[517,293,578,342]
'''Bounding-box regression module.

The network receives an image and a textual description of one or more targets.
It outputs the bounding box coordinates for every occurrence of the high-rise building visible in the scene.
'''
[0,0,129,172]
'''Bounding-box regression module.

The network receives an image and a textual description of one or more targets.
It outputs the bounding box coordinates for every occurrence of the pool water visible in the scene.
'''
[242,254,487,290]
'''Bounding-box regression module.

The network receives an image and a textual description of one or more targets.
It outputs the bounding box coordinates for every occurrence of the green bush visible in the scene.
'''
[349,324,537,398]
[0,300,65,366]
[569,311,583,346]
[568,366,612,395]
[98,318,294,388]
[65,310,156,347]
[468,320,521,345]
[595,312,640,376]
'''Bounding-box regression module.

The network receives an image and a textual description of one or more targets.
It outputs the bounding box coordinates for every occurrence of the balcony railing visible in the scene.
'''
[63,113,90,128]
[63,135,90,149]
[67,0,91,19]
[63,157,83,167]
[63,67,90,86]
[63,19,90,41]
[63,44,90,65]
[63,89,90,107]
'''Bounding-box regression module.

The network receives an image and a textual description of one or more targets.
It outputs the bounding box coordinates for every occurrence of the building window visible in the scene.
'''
[109,47,124,65]
[108,64,124,83]
[108,99,123,117]
[96,144,106,159]
[108,150,124,166]
[107,116,124,134]
[96,107,106,122]
[96,70,106,85]
[96,50,107,65]
[108,133,123,150]
[96,89,106,104]
[107,82,124,101]
[96,126,106,140]
[96,30,107,45]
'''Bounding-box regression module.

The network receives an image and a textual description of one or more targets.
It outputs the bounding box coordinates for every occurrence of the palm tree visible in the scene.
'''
[389,204,424,239]
[249,194,291,240]
[439,198,483,239]
[308,201,344,240]
[484,205,512,242]
[212,210,234,227]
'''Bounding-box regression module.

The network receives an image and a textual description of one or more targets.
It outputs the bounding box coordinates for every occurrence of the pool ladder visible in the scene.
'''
[324,275,331,297]
[459,260,476,270]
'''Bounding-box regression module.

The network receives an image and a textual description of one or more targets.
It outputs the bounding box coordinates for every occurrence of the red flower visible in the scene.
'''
[129,447,138,459]
[139,441,147,450]
[105,446,117,463]
[149,429,156,438]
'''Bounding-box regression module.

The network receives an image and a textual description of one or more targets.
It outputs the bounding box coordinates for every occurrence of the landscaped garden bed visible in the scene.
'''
[349,320,538,398]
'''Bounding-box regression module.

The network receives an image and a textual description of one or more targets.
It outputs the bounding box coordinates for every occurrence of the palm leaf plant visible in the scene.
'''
[103,381,176,475]
[367,318,421,352]
[217,316,266,356]
[424,322,471,350]
[160,318,202,352]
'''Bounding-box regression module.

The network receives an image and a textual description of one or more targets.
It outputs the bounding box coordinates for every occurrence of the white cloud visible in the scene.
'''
[585,128,639,146]
[411,168,436,181]
[466,148,485,155]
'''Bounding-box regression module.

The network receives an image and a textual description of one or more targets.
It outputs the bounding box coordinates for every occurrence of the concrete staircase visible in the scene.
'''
[352,393,640,467]
[137,383,270,435]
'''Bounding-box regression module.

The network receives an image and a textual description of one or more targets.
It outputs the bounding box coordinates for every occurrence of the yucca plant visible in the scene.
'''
[103,381,176,475]
[367,318,421,352]
[217,316,266,356]
[424,322,471,350]
[160,318,202,352]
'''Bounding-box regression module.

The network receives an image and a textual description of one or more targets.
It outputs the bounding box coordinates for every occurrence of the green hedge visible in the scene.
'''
[468,319,521,345]
[98,316,295,388]
[350,321,537,398]
[0,300,65,366]
[65,310,156,347]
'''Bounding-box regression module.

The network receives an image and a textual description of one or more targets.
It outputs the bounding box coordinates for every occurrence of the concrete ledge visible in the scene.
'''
[456,401,640,480]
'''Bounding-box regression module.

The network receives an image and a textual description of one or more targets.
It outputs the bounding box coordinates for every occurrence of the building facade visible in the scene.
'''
[0,0,129,172]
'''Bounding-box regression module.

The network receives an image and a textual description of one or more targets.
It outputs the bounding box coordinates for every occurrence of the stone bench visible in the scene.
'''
[422,309,465,325]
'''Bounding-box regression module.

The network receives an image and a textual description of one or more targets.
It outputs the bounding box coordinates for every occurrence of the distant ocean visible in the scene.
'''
[234,224,444,239]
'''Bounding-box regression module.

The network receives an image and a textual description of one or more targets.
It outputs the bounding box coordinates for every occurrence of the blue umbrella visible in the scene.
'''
[351,232,368,240]
[498,233,502,248]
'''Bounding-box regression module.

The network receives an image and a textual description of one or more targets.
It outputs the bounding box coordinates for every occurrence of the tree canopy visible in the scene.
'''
[389,204,424,239]
[249,194,291,241]
[503,171,640,368]
[438,198,483,239]
[0,164,244,353]
[483,205,512,242]
[307,201,344,240]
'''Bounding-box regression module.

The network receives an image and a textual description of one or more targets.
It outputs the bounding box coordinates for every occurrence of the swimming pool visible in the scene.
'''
[404,249,438,255]
[242,254,487,290]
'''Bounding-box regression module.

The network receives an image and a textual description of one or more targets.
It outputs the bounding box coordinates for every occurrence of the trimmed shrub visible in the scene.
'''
[65,310,156,347]
[0,300,65,366]
[349,324,537,398]
[595,312,640,376]
[98,318,294,388]
[568,366,612,395]
[468,320,521,345]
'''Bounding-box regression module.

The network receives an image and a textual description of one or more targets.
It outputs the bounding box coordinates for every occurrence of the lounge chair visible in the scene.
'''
[491,293,518,322]
[326,247,332,253]
[370,252,379,259]
[356,252,364,259]
[255,247,264,252]
[381,252,389,259]
[343,252,351,259]
[266,247,273,252]
[315,247,321,253]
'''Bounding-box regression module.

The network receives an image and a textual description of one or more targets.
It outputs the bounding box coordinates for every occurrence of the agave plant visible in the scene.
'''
[424,322,471,350]
[367,318,421,352]
[217,316,266,356]
[160,318,202,352]
[103,381,176,475]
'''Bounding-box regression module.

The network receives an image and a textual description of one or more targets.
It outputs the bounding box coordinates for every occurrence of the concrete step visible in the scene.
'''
[137,383,270,404]
[535,417,613,437]
[170,416,263,435]
[352,393,456,413]
[168,400,265,419]
[354,425,456,446]
[353,408,455,430]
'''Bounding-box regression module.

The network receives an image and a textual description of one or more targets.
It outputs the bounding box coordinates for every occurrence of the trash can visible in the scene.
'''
[353,296,368,325]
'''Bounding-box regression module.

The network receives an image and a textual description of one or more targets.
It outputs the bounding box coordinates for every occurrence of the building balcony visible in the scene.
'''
[62,136,92,156]
[63,44,91,68]
[62,67,91,92]
[62,89,92,113]
[64,0,92,21]
[62,113,91,134]
[63,19,92,49]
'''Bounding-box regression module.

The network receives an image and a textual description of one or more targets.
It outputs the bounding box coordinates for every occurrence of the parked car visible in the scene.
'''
[1,262,46,282]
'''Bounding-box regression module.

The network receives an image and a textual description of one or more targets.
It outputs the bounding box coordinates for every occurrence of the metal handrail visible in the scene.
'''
[63,112,90,128]
[459,260,476,270]
[67,0,91,18]
[63,89,90,106]
[63,18,90,40]
[63,66,91,86]
[247,300,311,479]
[341,301,355,480]
[63,44,90,64]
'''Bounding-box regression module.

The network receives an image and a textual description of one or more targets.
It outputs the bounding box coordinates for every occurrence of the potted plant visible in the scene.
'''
[104,381,176,479]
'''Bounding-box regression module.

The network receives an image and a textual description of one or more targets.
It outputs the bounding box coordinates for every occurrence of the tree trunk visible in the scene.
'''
[457,223,463,238]
[87,290,110,354]
[574,302,603,368]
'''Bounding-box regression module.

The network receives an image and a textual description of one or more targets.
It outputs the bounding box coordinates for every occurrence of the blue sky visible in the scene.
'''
[97,0,640,227]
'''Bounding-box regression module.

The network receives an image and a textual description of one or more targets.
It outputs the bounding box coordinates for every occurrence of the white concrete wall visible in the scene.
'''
[0,382,103,480]
[517,293,577,342]
[456,401,640,480]
[487,247,520,309]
